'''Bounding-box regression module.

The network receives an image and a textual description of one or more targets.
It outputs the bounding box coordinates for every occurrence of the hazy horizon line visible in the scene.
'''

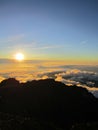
[0,58,98,66]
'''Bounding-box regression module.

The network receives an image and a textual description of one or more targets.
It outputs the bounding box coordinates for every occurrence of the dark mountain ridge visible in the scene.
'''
[0,78,98,129]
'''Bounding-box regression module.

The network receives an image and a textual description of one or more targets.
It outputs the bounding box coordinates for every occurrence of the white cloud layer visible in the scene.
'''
[0,63,98,97]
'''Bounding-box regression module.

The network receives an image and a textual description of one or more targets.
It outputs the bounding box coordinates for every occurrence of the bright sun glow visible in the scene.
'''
[15,53,24,61]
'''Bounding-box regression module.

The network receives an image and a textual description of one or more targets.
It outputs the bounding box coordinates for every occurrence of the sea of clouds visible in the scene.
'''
[0,60,98,97]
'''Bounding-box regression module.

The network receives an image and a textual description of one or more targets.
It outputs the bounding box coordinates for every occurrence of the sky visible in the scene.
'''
[0,0,98,65]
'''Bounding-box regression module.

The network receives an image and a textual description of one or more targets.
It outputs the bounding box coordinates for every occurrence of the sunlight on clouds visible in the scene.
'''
[41,75,49,79]
[0,76,5,82]
[0,60,98,97]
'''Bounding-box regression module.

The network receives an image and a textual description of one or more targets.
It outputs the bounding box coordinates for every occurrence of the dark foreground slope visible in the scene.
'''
[0,78,98,130]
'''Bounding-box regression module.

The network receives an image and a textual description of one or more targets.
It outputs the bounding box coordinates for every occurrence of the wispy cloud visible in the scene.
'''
[30,45,64,50]
[3,41,63,50]
[0,34,24,43]
[80,40,88,45]
[0,34,65,50]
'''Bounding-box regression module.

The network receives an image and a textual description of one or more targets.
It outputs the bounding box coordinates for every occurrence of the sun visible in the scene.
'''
[15,53,24,61]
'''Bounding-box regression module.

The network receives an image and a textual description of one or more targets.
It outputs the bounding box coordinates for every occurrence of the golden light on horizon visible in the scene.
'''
[15,53,24,61]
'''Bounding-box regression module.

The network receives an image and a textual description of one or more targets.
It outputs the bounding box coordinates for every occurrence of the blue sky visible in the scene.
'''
[0,0,98,64]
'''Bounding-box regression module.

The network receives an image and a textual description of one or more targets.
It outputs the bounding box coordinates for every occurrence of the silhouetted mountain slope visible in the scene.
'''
[71,122,98,130]
[0,78,98,129]
[0,112,62,130]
